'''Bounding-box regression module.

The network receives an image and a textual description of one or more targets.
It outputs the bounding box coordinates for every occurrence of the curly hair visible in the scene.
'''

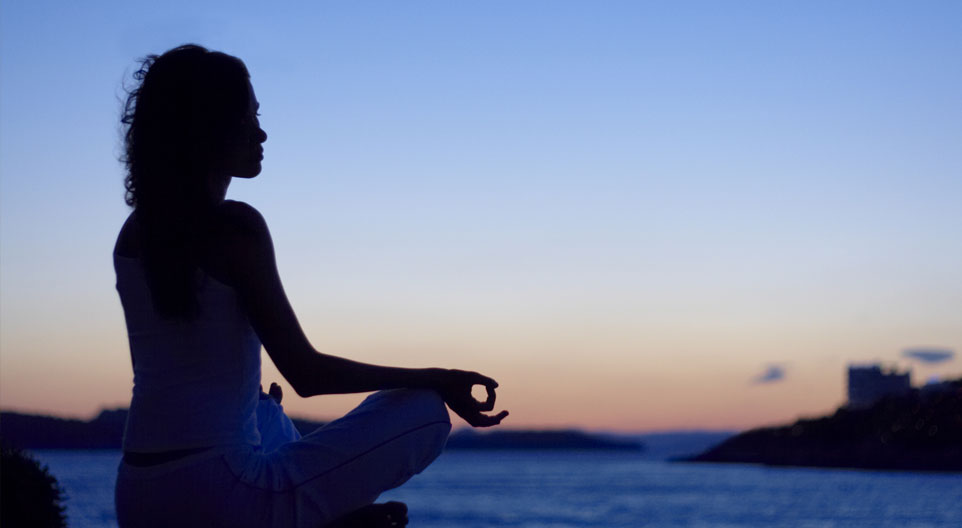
[120,44,251,319]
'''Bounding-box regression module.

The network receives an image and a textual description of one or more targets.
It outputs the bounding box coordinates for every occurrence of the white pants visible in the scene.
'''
[255,390,303,452]
[116,389,451,528]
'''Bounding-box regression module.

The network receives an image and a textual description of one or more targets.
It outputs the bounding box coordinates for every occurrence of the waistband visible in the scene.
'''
[123,446,216,467]
[118,444,252,479]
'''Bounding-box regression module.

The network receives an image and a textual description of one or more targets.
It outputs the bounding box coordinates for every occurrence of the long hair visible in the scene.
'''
[121,44,250,319]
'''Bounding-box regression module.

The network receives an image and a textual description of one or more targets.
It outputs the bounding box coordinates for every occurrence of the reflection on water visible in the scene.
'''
[34,450,962,528]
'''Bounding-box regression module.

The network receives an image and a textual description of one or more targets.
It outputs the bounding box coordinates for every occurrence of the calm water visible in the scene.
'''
[33,450,962,527]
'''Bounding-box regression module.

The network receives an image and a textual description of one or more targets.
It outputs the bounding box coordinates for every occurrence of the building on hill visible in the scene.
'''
[847,364,911,409]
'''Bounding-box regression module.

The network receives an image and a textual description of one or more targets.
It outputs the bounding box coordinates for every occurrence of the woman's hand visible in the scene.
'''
[430,369,508,427]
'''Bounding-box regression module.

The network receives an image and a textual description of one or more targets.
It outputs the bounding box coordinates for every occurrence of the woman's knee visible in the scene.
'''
[365,388,450,427]
[402,388,450,425]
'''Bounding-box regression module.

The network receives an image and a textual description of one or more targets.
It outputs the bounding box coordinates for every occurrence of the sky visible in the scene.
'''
[1,1,960,432]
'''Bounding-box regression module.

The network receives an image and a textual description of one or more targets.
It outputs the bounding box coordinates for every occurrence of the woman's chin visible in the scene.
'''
[236,164,262,179]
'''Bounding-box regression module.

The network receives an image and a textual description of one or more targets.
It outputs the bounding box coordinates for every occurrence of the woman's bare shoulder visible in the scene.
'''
[203,201,279,288]
[113,211,141,258]
[209,200,277,267]
[215,200,270,236]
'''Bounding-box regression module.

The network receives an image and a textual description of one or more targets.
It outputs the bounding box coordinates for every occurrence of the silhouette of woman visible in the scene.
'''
[113,44,507,527]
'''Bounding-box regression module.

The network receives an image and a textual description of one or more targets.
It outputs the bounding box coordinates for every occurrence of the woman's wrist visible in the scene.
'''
[412,367,447,391]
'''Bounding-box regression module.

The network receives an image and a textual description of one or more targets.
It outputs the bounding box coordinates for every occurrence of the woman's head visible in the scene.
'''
[120,44,266,319]
[122,44,266,210]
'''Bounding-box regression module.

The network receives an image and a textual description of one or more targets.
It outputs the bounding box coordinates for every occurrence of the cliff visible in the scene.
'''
[688,379,962,472]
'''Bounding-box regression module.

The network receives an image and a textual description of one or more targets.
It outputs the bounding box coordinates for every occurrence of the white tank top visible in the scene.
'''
[115,254,262,452]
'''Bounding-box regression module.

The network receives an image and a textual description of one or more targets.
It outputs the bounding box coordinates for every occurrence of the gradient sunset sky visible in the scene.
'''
[1,1,960,432]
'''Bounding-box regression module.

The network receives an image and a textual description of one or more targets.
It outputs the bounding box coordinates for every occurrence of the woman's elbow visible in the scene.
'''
[268,345,325,398]
[286,368,323,398]
[290,380,313,398]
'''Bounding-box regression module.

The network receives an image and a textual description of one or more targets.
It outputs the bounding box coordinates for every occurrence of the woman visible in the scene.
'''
[113,44,507,528]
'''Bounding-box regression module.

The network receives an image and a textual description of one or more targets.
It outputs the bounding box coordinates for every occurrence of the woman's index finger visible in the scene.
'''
[472,372,498,389]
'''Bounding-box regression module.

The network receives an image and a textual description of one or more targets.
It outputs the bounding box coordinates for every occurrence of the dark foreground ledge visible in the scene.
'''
[685,379,962,472]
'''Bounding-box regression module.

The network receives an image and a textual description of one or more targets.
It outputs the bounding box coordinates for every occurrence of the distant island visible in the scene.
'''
[687,377,962,472]
[1,408,129,450]
[446,429,643,451]
[0,409,643,452]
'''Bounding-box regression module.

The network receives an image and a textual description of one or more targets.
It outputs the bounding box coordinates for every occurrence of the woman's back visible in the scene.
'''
[115,241,262,452]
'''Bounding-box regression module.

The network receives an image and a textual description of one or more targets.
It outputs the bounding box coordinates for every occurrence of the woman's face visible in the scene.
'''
[221,82,267,179]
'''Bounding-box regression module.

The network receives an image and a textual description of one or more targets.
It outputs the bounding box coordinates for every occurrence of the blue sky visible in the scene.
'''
[1,1,960,430]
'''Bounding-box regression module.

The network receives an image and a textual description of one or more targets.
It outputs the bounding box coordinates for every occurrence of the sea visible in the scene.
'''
[31,449,962,528]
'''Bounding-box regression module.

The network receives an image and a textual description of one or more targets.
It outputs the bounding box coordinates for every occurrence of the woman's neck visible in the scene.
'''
[208,174,232,203]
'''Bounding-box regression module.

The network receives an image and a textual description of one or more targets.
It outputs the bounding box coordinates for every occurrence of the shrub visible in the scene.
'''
[1,442,67,528]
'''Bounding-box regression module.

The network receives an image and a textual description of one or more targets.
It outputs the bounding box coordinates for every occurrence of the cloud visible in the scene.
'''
[902,348,955,364]
[751,365,786,384]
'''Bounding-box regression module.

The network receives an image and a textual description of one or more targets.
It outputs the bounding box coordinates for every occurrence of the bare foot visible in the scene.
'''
[325,501,408,527]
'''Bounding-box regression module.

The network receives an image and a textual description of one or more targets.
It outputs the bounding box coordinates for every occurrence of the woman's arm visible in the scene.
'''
[214,201,507,427]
